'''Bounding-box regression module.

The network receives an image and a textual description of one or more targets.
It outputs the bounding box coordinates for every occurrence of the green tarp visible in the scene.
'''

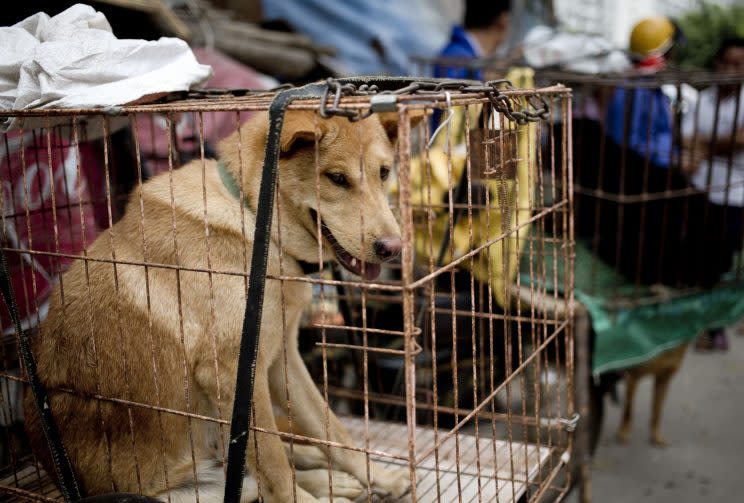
[521,238,744,375]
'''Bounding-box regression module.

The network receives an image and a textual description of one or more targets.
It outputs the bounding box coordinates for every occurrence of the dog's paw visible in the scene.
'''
[293,485,323,503]
[296,469,364,499]
[650,434,668,448]
[370,465,411,499]
[615,429,630,444]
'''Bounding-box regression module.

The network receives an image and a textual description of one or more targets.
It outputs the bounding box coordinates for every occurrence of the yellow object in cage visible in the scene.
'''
[409,68,536,308]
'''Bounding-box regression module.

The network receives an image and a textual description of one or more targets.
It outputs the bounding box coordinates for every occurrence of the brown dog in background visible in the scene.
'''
[616,343,688,447]
[24,110,420,502]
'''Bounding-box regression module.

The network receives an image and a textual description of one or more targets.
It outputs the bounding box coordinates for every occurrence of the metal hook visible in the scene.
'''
[427,91,454,149]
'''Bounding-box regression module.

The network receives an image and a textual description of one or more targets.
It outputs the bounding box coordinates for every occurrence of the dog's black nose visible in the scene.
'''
[374,237,402,260]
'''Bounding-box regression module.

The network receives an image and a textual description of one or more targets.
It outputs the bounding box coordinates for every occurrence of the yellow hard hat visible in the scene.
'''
[629,17,675,58]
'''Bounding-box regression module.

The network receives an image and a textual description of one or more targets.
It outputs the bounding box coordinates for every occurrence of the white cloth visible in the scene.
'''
[523,26,630,74]
[682,86,744,207]
[0,4,212,131]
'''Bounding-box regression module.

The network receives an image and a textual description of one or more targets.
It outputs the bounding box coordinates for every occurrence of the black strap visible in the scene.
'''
[223,82,329,503]
[0,247,82,501]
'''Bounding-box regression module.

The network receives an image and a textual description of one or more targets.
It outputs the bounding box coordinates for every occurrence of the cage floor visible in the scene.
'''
[1,417,553,503]
[344,417,553,502]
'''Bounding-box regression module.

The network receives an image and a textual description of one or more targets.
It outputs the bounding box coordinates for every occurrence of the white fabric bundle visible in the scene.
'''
[523,26,631,74]
[0,3,212,131]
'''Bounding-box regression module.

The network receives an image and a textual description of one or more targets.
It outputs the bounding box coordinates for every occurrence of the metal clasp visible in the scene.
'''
[539,412,581,432]
[559,412,581,432]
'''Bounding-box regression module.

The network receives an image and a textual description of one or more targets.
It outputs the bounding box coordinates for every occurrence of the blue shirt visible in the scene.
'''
[606,87,673,168]
[433,26,483,81]
[431,26,483,130]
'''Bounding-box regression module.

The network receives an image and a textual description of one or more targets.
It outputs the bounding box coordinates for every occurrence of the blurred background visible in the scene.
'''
[3,0,741,80]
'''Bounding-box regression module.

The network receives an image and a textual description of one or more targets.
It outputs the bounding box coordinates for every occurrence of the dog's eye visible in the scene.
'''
[380,165,391,182]
[325,172,350,188]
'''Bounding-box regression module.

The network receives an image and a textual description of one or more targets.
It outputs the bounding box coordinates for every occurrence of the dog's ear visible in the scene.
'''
[377,110,428,144]
[280,111,323,157]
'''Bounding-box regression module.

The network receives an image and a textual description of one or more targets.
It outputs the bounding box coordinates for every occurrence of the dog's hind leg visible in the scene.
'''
[616,373,638,444]
[151,460,341,503]
[650,370,674,447]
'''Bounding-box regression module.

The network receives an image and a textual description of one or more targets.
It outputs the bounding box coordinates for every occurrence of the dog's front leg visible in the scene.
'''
[244,365,322,503]
[271,346,411,499]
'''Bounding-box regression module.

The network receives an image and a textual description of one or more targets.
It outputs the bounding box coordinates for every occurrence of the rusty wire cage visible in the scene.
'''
[536,70,744,293]
[0,80,575,503]
[533,70,744,353]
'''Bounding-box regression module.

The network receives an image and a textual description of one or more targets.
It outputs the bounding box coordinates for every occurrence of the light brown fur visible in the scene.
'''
[616,343,688,447]
[24,110,416,502]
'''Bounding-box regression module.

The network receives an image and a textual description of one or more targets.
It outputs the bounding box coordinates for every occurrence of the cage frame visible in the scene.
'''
[1,80,576,503]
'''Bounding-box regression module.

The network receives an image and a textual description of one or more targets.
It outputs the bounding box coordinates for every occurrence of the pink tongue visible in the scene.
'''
[362,263,382,280]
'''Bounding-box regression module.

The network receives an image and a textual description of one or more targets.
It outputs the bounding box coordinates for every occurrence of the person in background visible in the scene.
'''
[433,0,512,80]
[584,17,684,284]
[605,17,681,169]
[683,37,744,351]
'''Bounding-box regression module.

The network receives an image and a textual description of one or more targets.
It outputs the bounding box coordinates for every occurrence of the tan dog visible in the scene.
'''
[24,110,417,502]
[616,343,688,447]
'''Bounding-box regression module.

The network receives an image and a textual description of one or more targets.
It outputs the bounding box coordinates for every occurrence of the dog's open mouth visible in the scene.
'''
[309,209,381,280]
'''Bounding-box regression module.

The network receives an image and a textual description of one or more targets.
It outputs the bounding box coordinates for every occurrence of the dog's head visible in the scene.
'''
[223,110,422,280]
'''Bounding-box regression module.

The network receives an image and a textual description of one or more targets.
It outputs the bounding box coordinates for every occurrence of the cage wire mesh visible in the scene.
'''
[0,81,575,502]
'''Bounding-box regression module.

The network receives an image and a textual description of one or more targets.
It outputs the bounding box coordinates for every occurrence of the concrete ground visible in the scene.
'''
[573,327,744,502]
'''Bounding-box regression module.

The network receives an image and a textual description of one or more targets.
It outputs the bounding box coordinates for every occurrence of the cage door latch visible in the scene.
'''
[541,412,581,432]
[370,94,397,112]
[559,412,581,432]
